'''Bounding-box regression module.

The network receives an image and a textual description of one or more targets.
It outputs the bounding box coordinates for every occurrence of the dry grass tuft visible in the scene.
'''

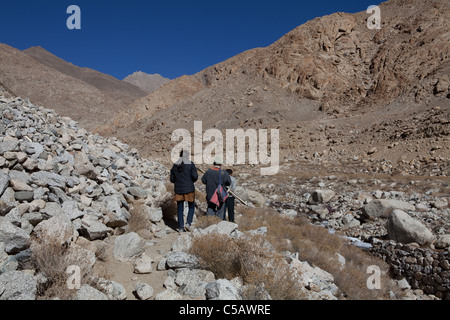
[30,235,112,300]
[236,207,398,300]
[128,202,153,238]
[30,237,85,300]
[190,233,307,300]
[195,215,223,229]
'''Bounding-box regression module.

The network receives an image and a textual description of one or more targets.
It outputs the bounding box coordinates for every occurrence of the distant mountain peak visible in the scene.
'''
[123,72,170,94]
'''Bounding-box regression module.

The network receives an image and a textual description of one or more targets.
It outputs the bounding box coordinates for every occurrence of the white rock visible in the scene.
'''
[91,277,127,300]
[133,253,154,274]
[155,288,182,300]
[165,252,200,269]
[434,235,450,249]
[307,190,336,205]
[113,232,145,262]
[205,279,242,300]
[387,210,435,245]
[135,282,154,300]
[362,199,415,219]
[77,284,108,300]
[0,217,31,254]
[171,234,192,252]
[0,270,37,300]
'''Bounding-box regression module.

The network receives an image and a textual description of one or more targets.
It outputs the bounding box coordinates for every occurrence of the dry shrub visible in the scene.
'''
[30,237,91,300]
[190,233,241,279]
[234,235,306,300]
[94,244,108,262]
[237,207,398,300]
[195,215,223,229]
[128,202,154,239]
[190,233,306,300]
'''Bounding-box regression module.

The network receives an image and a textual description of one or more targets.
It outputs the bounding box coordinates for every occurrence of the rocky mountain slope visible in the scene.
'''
[0,94,172,299]
[0,45,148,131]
[123,71,170,94]
[97,0,449,168]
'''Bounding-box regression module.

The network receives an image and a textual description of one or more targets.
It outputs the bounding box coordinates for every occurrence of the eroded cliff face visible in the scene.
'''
[254,0,449,112]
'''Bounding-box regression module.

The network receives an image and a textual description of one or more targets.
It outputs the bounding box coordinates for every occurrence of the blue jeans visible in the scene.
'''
[177,201,195,230]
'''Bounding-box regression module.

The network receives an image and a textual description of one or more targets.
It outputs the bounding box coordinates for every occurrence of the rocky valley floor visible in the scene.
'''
[0,94,449,301]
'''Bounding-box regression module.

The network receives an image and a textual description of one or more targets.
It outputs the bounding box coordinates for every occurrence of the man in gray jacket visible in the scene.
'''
[201,157,231,219]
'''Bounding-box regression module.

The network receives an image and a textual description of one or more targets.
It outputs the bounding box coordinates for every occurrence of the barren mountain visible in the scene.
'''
[0,45,148,131]
[123,71,170,94]
[24,46,148,105]
[97,0,449,169]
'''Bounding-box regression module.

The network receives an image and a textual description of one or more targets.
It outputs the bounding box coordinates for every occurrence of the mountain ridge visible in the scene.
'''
[123,71,170,94]
[0,44,149,131]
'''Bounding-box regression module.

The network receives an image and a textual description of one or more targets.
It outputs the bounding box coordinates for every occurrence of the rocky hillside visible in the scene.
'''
[0,45,148,131]
[123,71,170,94]
[97,0,449,166]
[0,94,172,299]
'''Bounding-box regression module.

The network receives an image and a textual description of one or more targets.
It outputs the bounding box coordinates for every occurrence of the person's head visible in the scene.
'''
[180,149,189,159]
[213,157,223,167]
[226,169,233,176]
[177,150,190,171]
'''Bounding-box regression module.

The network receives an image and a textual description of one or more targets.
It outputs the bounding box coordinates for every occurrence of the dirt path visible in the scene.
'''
[103,219,183,300]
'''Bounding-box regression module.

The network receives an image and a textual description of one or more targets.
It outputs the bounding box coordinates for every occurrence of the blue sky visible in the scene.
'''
[0,0,380,80]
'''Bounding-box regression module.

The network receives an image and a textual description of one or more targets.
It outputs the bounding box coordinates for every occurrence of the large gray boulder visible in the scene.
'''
[0,270,37,300]
[362,199,415,219]
[91,277,127,300]
[205,279,242,300]
[31,171,66,188]
[74,151,97,179]
[145,206,163,223]
[33,214,75,245]
[0,140,20,155]
[0,242,18,274]
[79,215,113,241]
[234,186,249,202]
[175,268,215,299]
[386,210,435,245]
[0,217,31,254]
[103,196,130,228]
[294,259,339,298]
[62,201,84,221]
[307,190,336,205]
[134,282,154,300]
[246,190,266,207]
[76,284,108,300]
[113,232,145,262]
[166,252,201,269]
[196,221,239,237]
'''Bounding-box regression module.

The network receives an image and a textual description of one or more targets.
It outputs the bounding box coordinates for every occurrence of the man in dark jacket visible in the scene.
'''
[201,157,231,220]
[170,150,198,232]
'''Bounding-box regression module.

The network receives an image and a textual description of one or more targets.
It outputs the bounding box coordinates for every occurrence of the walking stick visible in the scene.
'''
[227,188,252,207]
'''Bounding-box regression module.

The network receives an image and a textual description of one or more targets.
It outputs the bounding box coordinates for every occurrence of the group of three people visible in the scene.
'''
[170,150,236,232]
